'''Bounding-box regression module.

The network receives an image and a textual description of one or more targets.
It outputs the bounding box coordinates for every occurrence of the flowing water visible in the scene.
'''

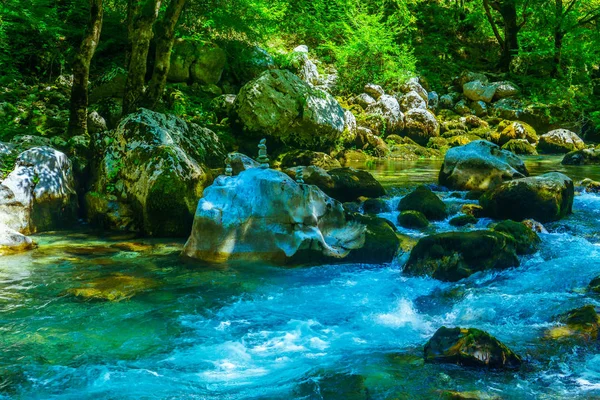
[2,158,600,399]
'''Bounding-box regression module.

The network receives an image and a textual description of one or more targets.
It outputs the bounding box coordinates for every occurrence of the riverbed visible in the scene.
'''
[2,158,600,399]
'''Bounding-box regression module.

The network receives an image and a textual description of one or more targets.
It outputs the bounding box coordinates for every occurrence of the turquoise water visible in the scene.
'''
[2,162,600,399]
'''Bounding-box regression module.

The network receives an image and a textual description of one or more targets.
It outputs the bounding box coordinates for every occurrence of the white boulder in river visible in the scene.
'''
[182,168,366,264]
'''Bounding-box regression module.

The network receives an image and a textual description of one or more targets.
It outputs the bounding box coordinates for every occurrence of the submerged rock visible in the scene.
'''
[439,140,528,191]
[87,109,225,236]
[67,274,158,302]
[480,172,574,223]
[233,69,345,150]
[424,326,522,369]
[182,168,368,264]
[404,231,518,282]
[398,185,447,221]
[538,129,585,154]
[0,147,78,234]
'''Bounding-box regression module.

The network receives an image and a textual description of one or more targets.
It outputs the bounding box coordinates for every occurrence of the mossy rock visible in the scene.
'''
[424,326,522,369]
[588,276,600,294]
[362,198,391,214]
[562,148,600,165]
[404,230,519,282]
[427,136,450,151]
[502,139,538,155]
[398,210,430,229]
[497,120,537,145]
[399,185,447,221]
[345,213,400,263]
[449,215,478,227]
[442,129,468,138]
[278,149,341,170]
[447,134,480,148]
[67,274,158,302]
[547,305,600,340]
[461,204,484,218]
[492,220,541,255]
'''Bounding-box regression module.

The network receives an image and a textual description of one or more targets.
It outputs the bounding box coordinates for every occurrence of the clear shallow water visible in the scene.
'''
[2,163,600,399]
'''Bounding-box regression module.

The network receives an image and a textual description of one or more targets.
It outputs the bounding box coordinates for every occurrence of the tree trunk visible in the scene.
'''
[122,0,162,115]
[143,0,187,110]
[552,29,565,77]
[493,1,520,70]
[67,0,104,137]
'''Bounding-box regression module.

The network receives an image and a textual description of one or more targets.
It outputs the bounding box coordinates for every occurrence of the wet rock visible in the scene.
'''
[579,178,600,193]
[182,168,367,264]
[547,305,600,340]
[562,148,600,165]
[538,129,585,154]
[492,220,541,255]
[497,121,538,145]
[424,326,521,369]
[362,198,391,214]
[300,167,385,203]
[234,70,345,151]
[404,109,440,145]
[399,185,447,221]
[440,390,501,400]
[87,109,225,236]
[0,147,78,234]
[449,215,478,227]
[344,213,402,263]
[439,140,528,191]
[0,224,34,255]
[522,219,548,233]
[404,231,519,281]
[461,204,484,218]
[588,277,600,294]
[67,274,158,302]
[278,149,341,170]
[480,172,574,223]
[398,210,430,229]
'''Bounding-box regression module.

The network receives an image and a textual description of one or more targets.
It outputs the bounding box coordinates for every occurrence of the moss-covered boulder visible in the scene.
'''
[461,204,484,218]
[403,231,519,281]
[589,276,600,294]
[449,215,478,227]
[439,140,528,191]
[233,69,345,151]
[398,210,430,229]
[404,108,440,145]
[424,326,522,369]
[502,139,538,155]
[492,220,541,255]
[278,149,341,170]
[546,305,600,341]
[344,213,401,263]
[362,198,391,214]
[497,121,537,145]
[480,172,574,223]
[562,148,600,165]
[168,39,226,84]
[399,185,447,221]
[538,129,585,154]
[364,94,405,135]
[87,109,225,236]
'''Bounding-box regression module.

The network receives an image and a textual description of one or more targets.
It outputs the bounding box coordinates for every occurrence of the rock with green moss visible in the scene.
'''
[439,140,528,191]
[447,134,479,148]
[364,94,404,135]
[547,305,600,341]
[502,139,538,155]
[343,213,401,263]
[404,108,440,145]
[562,148,600,165]
[449,215,478,227]
[398,210,430,229]
[168,39,226,85]
[424,326,522,369]
[233,69,345,151]
[404,230,519,281]
[87,109,225,237]
[492,220,541,254]
[578,178,600,193]
[497,121,538,145]
[538,129,585,154]
[278,149,341,170]
[589,276,600,294]
[480,172,574,223]
[399,186,447,220]
[362,198,391,214]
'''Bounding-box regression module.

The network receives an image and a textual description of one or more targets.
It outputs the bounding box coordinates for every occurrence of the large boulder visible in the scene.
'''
[0,147,77,234]
[439,141,528,191]
[492,220,541,255]
[287,166,385,203]
[463,81,496,103]
[364,94,404,135]
[168,39,226,85]
[234,70,345,150]
[562,148,600,165]
[538,129,585,154]
[182,168,367,264]
[424,326,521,370]
[87,109,225,237]
[480,172,574,223]
[403,231,519,282]
[398,185,447,221]
[404,109,440,145]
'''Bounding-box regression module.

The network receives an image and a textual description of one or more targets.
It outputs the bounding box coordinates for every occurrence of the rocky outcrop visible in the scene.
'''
[480,172,574,223]
[439,140,528,191]
[168,39,226,84]
[403,230,519,282]
[0,147,78,234]
[234,70,345,150]
[87,109,225,237]
[182,168,368,264]
[538,129,585,154]
[424,326,521,369]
